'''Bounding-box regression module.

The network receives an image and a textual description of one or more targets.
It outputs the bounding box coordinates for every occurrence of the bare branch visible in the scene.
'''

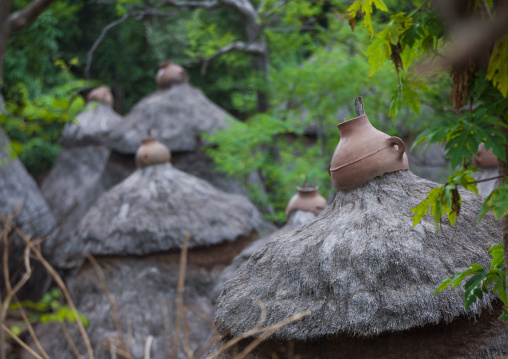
[260,0,289,18]
[161,0,220,10]
[85,13,129,79]
[201,40,265,74]
[7,0,55,33]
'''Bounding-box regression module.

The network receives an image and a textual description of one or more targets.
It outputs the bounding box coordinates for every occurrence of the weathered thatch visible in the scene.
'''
[52,162,264,266]
[473,167,499,197]
[61,102,123,147]
[41,147,134,265]
[0,127,57,299]
[213,210,317,301]
[215,170,501,341]
[108,83,230,154]
[23,256,222,359]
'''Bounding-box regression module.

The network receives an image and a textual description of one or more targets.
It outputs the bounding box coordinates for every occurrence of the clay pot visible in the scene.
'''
[156,61,187,89]
[87,85,114,107]
[135,138,171,168]
[285,186,327,218]
[328,114,409,191]
[472,143,498,168]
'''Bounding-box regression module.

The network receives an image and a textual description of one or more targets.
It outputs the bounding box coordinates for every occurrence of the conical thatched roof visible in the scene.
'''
[0,127,57,299]
[213,210,317,301]
[23,256,219,359]
[41,147,134,264]
[0,127,56,238]
[215,170,500,340]
[54,162,263,265]
[108,83,230,154]
[61,102,123,147]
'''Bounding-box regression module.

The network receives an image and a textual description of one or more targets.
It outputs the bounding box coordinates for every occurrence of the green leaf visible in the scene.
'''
[486,35,508,97]
[346,0,389,37]
[479,185,508,220]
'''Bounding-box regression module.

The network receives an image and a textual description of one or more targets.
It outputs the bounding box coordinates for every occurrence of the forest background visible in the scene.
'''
[2,0,508,312]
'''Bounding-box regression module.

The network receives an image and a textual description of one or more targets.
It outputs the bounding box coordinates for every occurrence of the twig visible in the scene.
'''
[182,306,193,359]
[144,335,154,359]
[60,321,85,359]
[1,324,44,359]
[13,296,51,359]
[157,298,172,358]
[84,253,132,359]
[201,41,265,75]
[467,175,504,184]
[482,0,494,21]
[205,309,311,359]
[171,232,190,359]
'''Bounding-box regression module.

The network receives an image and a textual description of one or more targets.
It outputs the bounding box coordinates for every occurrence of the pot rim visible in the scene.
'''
[337,113,368,129]
[141,137,159,144]
[297,186,319,192]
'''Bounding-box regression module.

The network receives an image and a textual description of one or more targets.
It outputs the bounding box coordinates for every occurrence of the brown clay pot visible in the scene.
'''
[135,138,171,168]
[155,61,187,89]
[87,85,114,107]
[285,186,327,218]
[472,143,498,168]
[328,114,409,191]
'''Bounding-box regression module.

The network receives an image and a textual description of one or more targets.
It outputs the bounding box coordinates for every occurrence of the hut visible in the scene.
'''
[213,111,505,358]
[41,87,133,264]
[26,139,268,359]
[0,127,57,300]
[106,63,253,195]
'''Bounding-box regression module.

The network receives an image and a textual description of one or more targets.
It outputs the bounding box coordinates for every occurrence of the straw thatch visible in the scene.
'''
[23,256,220,359]
[0,127,57,299]
[53,162,264,266]
[61,102,123,147]
[215,170,501,341]
[41,147,134,265]
[213,210,317,301]
[108,83,230,154]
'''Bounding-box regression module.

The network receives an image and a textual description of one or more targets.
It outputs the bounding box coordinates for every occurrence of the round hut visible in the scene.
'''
[0,127,57,300]
[213,111,506,358]
[472,143,499,197]
[26,139,268,359]
[106,62,252,195]
[41,86,133,264]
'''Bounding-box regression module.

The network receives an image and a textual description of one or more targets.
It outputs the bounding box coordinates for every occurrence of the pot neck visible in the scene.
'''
[337,114,373,137]
[297,188,318,197]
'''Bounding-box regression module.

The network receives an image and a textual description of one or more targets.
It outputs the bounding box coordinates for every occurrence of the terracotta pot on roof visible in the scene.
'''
[135,138,171,167]
[328,114,409,191]
[156,61,187,89]
[285,186,326,219]
[472,143,498,168]
[87,85,114,107]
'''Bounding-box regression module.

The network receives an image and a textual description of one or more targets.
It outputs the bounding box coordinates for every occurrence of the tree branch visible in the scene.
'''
[161,0,220,10]
[200,40,265,74]
[7,0,55,33]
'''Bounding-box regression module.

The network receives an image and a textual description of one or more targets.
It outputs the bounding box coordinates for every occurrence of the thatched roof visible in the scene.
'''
[54,162,264,264]
[23,256,219,359]
[41,147,134,265]
[61,102,123,147]
[108,83,230,154]
[215,170,501,340]
[0,127,57,299]
[0,127,56,238]
[213,210,317,301]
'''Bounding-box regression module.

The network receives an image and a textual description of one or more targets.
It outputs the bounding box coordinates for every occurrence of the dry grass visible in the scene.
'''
[0,214,310,359]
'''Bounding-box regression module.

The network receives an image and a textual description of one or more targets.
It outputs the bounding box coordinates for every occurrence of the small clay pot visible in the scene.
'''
[156,61,187,89]
[135,138,171,168]
[328,114,409,191]
[285,186,327,219]
[87,85,114,107]
[472,143,498,168]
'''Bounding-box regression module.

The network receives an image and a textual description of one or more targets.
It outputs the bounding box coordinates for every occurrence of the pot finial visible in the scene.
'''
[328,98,409,190]
[156,60,188,89]
[285,185,326,219]
[135,137,171,167]
[87,85,114,107]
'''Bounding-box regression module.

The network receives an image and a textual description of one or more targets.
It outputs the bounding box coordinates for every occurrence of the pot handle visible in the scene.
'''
[387,136,406,160]
[327,162,332,177]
